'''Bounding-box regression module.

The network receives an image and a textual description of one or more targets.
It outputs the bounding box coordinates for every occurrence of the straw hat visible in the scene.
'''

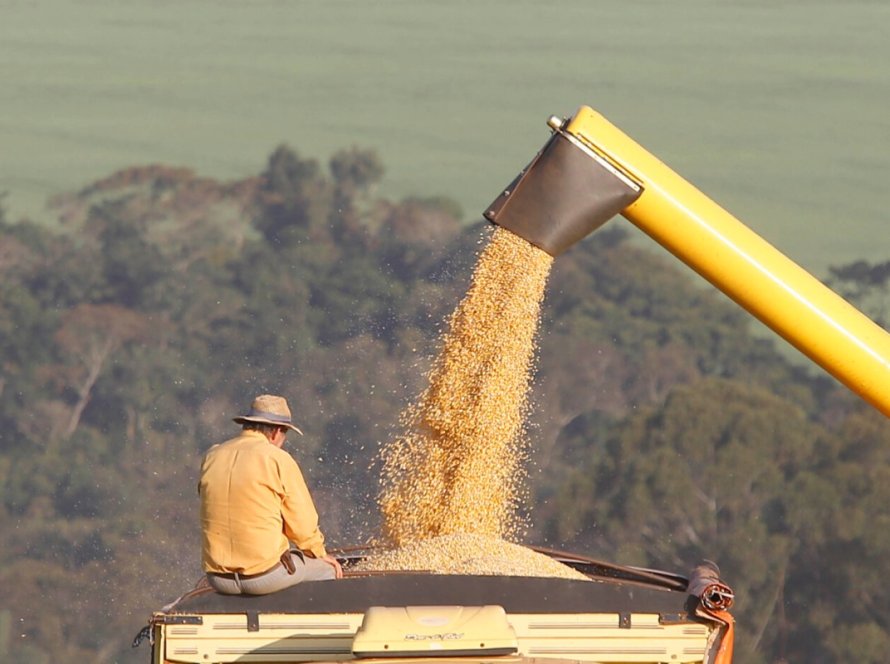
[233,394,304,435]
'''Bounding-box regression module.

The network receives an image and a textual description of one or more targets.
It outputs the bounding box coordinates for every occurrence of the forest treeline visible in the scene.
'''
[0,144,889,664]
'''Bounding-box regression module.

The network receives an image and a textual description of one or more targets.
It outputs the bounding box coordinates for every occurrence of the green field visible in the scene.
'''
[2,0,888,275]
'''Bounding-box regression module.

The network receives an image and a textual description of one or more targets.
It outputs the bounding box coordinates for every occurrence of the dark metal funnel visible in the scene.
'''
[484,128,642,256]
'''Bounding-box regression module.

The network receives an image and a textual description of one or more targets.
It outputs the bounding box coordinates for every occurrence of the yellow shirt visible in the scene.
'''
[199,430,327,574]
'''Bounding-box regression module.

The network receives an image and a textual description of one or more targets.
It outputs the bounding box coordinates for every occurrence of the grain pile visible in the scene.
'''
[351,533,589,580]
[377,226,554,547]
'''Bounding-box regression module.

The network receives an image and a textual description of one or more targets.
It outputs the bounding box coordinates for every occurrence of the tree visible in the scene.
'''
[328,147,384,239]
[0,223,62,445]
[254,145,331,247]
[542,378,825,664]
[827,259,890,326]
[52,304,152,443]
[783,406,890,662]
[91,201,168,308]
[376,197,463,281]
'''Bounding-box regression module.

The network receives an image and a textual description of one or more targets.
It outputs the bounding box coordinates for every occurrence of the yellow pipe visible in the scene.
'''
[563,105,890,417]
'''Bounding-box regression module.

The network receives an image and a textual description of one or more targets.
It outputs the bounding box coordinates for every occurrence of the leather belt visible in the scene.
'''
[209,562,282,581]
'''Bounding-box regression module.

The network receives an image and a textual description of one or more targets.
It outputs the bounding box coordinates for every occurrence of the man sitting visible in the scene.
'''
[199,394,342,594]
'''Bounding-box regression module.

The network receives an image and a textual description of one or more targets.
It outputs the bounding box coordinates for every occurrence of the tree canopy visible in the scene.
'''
[0,146,887,663]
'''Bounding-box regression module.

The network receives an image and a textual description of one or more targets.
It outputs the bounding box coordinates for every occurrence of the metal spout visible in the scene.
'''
[484,126,642,256]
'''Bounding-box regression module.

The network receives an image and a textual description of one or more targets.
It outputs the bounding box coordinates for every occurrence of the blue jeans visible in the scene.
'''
[207,551,336,595]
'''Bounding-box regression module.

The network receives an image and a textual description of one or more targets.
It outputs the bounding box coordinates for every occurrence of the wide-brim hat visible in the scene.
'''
[233,394,303,435]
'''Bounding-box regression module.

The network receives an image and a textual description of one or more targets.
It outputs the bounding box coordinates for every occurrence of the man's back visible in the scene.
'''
[200,430,323,575]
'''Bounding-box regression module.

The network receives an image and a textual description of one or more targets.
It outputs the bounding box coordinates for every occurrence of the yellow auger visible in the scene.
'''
[486,105,890,417]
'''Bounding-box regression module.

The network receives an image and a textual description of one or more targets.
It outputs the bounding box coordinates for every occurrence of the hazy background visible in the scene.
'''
[2,0,888,277]
[2,3,890,662]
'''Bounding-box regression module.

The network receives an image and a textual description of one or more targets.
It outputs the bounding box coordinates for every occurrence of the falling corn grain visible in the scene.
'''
[378,226,554,546]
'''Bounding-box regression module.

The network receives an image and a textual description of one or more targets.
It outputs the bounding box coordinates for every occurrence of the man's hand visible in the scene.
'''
[322,554,343,579]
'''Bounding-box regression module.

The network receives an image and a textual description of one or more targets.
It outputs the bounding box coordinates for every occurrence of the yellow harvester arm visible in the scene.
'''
[486,105,890,417]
